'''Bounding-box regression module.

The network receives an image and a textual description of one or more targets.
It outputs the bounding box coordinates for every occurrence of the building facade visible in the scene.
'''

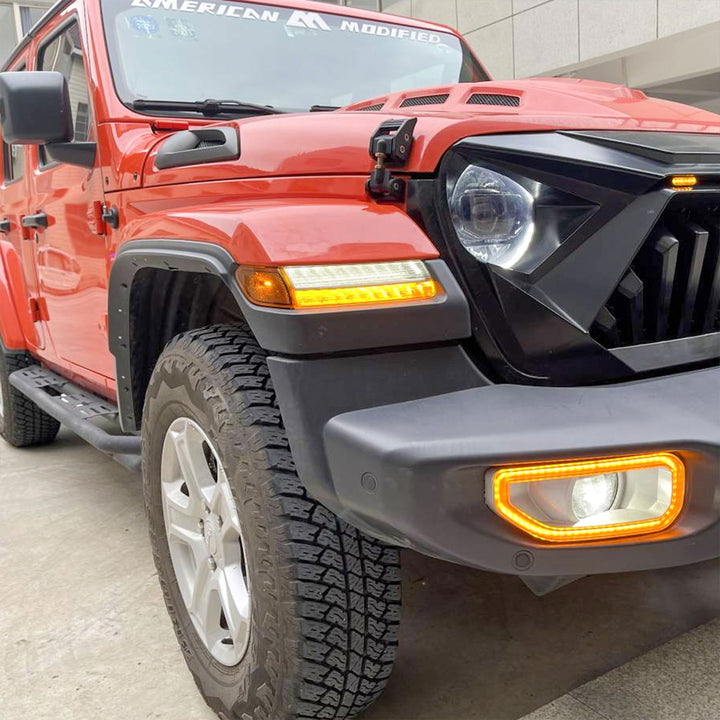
[2,0,719,111]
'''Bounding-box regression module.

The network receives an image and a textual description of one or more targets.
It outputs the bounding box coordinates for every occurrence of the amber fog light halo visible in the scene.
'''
[486,453,685,543]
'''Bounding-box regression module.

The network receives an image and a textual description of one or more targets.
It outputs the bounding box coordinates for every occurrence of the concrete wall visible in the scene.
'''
[380,0,720,81]
[378,0,720,112]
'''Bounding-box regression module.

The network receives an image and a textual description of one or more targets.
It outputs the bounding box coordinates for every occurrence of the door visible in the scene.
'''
[0,61,45,351]
[28,18,114,379]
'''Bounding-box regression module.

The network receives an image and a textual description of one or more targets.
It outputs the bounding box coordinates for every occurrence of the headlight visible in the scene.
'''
[448,165,534,268]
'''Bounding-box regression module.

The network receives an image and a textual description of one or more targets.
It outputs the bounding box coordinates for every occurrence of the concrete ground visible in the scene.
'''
[1,428,719,720]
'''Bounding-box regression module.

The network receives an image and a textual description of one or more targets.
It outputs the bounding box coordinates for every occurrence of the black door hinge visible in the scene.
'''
[366,118,417,202]
[101,204,119,229]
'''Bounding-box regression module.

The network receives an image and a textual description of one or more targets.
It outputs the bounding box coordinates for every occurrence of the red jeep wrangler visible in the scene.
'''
[1,0,719,717]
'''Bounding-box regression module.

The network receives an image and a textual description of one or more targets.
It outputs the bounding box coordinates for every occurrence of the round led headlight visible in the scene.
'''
[448,165,534,268]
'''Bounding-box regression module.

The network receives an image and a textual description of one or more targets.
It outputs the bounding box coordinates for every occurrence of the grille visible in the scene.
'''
[355,103,385,112]
[467,93,520,107]
[400,94,450,107]
[591,203,720,348]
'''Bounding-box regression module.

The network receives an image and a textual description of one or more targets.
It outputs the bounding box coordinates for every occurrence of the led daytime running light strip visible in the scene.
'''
[492,453,685,543]
[237,261,441,309]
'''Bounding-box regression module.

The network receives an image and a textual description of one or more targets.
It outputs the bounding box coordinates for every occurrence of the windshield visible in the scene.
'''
[101,0,488,113]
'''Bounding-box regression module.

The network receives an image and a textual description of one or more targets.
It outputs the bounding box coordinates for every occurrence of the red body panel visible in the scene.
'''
[1,0,719,399]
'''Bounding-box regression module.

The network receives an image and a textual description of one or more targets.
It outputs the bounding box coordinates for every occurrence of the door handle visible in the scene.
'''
[0,218,10,234]
[21,213,48,229]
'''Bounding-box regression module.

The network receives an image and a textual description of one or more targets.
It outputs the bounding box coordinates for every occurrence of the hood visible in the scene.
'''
[141,78,720,188]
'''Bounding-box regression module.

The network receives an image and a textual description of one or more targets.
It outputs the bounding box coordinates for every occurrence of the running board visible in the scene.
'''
[8,366,141,472]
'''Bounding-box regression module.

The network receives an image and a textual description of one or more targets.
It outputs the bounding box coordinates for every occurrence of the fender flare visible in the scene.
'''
[109,239,469,431]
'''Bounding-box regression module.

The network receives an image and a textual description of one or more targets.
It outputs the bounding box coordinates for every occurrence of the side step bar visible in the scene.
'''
[8,366,141,472]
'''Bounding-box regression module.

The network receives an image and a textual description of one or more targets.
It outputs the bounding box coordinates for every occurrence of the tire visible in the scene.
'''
[0,347,60,447]
[142,324,402,720]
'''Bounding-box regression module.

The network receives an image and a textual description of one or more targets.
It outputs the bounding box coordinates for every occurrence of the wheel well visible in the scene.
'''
[128,268,243,422]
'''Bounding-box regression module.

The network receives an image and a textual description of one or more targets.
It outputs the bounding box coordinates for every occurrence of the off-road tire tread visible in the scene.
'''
[145,324,401,720]
[0,350,60,447]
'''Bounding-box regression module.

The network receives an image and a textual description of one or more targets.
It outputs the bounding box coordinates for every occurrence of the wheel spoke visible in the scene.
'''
[169,422,214,507]
[218,567,250,650]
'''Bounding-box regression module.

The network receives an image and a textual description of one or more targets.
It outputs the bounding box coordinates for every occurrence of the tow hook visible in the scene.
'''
[366,117,417,202]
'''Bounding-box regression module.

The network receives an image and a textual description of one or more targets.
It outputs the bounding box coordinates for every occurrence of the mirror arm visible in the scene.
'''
[45,141,97,168]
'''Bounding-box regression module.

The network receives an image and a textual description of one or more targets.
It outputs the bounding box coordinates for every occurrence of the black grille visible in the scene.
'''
[467,93,520,107]
[400,94,449,107]
[592,203,720,348]
[355,103,385,112]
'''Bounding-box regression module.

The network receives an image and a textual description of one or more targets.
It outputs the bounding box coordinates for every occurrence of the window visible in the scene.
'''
[102,0,487,112]
[19,5,46,35]
[2,142,24,183]
[38,21,92,162]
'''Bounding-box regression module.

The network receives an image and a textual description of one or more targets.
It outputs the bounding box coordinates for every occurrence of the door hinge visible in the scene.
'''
[29,297,49,323]
[366,118,417,202]
[102,204,120,230]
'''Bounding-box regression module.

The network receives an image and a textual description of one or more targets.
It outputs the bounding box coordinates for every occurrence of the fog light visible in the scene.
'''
[571,473,619,519]
[486,453,685,543]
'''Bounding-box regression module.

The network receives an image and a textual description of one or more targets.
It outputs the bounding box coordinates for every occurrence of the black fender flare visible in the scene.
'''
[109,239,470,431]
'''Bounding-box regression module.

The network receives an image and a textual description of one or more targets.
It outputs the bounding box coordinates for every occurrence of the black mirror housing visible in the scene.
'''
[0,71,73,145]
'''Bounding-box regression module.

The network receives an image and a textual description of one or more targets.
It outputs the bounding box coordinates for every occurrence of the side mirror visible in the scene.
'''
[0,71,73,144]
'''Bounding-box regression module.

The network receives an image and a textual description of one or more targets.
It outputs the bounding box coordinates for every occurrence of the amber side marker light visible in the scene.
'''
[486,453,685,543]
[237,261,441,309]
[670,175,697,191]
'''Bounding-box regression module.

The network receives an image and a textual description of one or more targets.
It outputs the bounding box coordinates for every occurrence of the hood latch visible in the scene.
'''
[366,118,417,202]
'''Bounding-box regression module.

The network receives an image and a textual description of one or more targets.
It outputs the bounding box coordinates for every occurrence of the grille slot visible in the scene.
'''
[400,94,449,107]
[591,205,720,348]
[467,93,520,107]
[355,103,385,112]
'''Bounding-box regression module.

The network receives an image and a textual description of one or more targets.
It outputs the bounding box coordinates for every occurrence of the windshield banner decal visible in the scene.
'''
[128,0,443,43]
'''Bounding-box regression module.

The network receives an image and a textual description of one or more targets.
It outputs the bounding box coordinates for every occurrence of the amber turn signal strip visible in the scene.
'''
[492,453,685,543]
[237,262,441,309]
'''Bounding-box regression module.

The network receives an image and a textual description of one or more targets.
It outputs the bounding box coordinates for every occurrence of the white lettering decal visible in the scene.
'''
[286,10,331,31]
[126,1,440,43]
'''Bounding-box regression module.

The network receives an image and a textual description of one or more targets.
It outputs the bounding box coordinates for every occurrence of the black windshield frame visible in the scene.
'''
[100,0,489,117]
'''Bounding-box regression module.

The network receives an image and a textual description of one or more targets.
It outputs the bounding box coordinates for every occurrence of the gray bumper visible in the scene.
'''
[323,366,720,576]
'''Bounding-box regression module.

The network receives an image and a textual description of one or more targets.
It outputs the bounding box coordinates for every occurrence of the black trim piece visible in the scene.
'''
[565,130,720,165]
[109,240,471,430]
[155,127,240,170]
[268,345,490,513]
[611,332,720,372]
[323,366,720,575]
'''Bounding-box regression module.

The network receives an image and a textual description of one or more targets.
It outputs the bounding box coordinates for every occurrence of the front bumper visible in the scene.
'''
[322,366,720,576]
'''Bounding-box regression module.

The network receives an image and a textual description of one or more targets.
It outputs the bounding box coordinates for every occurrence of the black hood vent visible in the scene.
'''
[467,93,520,107]
[400,94,449,108]
[356,103,385,112]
